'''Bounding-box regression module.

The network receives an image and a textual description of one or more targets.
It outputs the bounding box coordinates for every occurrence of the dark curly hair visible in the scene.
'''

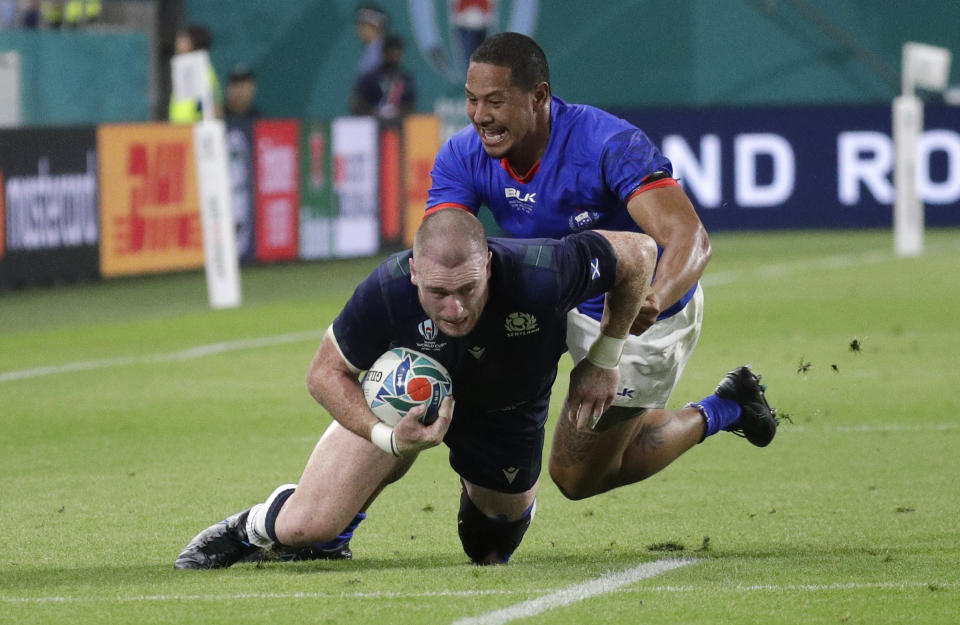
[469,32,549,91]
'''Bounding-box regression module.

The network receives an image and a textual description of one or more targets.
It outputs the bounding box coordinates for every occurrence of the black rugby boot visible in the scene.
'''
[174,508,259,570]
[715,365,779,447]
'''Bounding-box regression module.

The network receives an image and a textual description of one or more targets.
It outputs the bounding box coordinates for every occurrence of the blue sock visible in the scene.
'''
[313,512,367,552]
[690,394,742,439]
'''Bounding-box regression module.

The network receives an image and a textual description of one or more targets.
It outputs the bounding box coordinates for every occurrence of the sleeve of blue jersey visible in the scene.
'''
[554,231,619,312]
[426,135,481,212]
[331,269,392,371]
[600,129,674,203]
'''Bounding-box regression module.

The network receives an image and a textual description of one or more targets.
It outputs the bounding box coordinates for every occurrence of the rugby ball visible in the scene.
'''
[361,348,452,426]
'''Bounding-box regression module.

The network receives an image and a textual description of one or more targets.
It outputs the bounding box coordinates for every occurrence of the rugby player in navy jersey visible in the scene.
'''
[426,33,778,502]
[177,208,665,568]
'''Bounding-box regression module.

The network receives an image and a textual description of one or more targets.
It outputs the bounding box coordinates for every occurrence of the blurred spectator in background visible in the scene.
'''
[224,64,260,122]
[355,3,387,76]
[350,33,417,120]
[0,0,16,28]
[20,0,40,27]
[36,0,99,28]
[169,23,223,124]
[38,0,61,27]
[450,0,496,74]
[62,0,99,27]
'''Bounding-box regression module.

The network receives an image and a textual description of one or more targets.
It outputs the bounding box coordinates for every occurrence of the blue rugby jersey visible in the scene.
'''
[427,95,696,320]
[332,232,617,425]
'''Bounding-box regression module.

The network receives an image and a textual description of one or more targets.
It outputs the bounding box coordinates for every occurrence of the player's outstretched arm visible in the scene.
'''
[626,185,711,331]
[565,230,657,430]
[593,230,658,339]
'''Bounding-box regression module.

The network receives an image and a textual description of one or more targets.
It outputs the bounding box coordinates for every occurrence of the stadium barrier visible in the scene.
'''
[2,106,960,291]
[0,114,444,290]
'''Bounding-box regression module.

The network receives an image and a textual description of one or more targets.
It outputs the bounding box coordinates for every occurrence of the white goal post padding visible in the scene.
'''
[893,42,952,257]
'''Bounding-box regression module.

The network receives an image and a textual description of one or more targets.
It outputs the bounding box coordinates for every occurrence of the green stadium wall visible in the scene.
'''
[0,30,149,125]
[186,0,960,120]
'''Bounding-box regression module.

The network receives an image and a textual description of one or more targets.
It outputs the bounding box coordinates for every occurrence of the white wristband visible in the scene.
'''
[586,334,626,369]
[370,422,399,457]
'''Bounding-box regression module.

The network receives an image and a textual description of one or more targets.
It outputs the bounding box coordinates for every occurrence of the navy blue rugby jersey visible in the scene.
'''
[426,95,696,322]
[332,231,617,417]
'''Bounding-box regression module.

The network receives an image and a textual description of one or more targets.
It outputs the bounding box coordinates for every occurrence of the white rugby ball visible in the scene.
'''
[361,347,452,426]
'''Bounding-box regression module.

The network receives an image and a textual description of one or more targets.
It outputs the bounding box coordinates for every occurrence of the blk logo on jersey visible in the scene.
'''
[505,188,536,203]
[418,319,437,341]
[505,187,536,215]
[505,312,539,336]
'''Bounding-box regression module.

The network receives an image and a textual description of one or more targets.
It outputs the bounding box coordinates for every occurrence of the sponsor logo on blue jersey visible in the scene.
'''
[569,210,600,231]
[505,188,536,203]
[505,188,536,214]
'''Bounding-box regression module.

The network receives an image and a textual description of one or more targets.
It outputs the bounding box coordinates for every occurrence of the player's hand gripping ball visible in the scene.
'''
[361,348,452,426]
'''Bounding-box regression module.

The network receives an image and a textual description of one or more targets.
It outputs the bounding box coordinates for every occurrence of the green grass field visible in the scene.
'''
[1,229,958,625]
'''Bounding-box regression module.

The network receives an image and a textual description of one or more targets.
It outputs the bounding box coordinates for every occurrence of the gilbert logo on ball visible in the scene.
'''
[361,348,452,426]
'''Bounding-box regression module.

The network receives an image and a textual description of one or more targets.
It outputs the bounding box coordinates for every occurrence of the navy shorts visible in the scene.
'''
[443,397,549,494]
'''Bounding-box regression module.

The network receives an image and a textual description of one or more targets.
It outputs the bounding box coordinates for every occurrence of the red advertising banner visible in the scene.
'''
[254,119,300,262]
[98,124,203,277]
[379,125,402,244]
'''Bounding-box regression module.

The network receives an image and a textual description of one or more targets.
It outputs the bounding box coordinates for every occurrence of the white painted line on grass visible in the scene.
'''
[0,589,517,605]
[700,240,958,288]
[450,558,695,625]
[646,580,959,593]
[785,423,959,434]
[5,238,959,385]
[3,577,955,606]
[0,330,323,383]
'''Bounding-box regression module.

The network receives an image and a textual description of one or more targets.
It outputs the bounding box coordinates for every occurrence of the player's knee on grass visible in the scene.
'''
[457,489,532,565]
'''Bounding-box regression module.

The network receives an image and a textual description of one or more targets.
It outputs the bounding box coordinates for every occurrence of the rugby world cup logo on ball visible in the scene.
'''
[361,348,452,426]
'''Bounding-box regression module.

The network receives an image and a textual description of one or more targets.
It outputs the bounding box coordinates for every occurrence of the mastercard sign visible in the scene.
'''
[98,124,204,277]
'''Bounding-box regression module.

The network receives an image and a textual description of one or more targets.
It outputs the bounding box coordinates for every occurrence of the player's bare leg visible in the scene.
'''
[273,421,413,546]
[548,405,703,500]
[175,421,411,569]
[549,365,778,500]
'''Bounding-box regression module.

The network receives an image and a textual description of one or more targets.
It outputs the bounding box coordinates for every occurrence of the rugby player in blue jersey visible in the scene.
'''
[426,32,778,502]
[177,208,664,568]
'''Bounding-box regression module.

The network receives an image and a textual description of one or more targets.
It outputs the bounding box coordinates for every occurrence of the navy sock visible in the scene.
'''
[263,487,296,543]
[691,393,741,439]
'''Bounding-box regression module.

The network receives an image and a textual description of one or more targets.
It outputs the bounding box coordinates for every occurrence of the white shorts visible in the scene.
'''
[566,284,704,409]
